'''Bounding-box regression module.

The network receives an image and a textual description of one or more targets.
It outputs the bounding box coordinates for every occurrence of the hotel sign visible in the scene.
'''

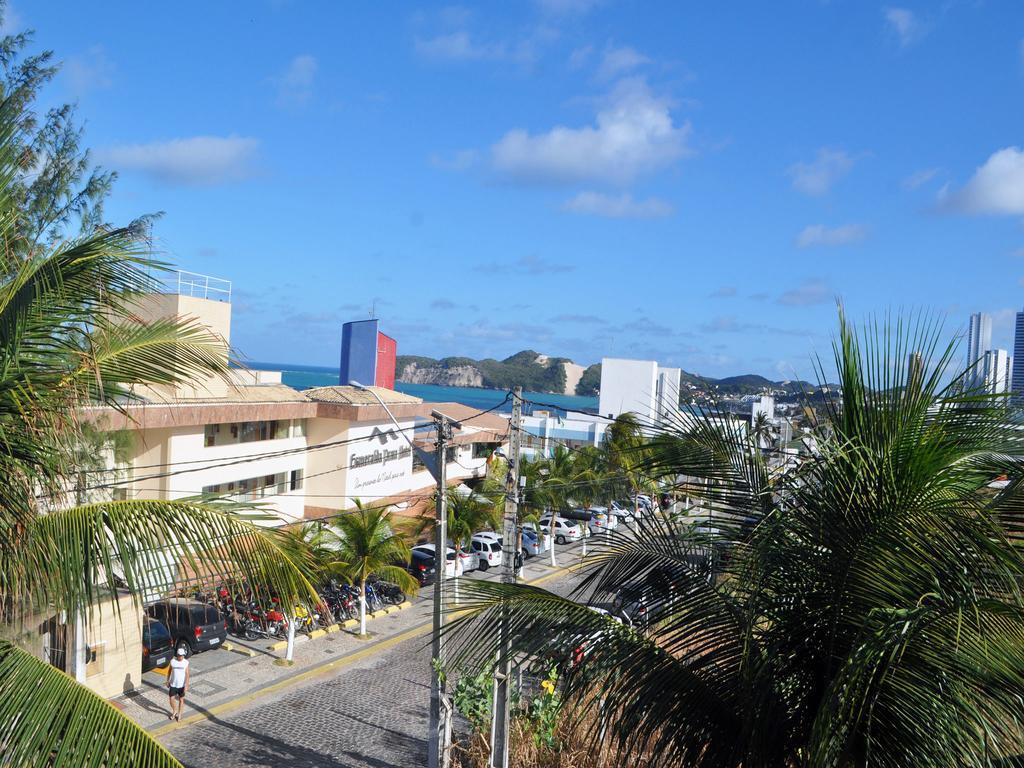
[346,421,415,495]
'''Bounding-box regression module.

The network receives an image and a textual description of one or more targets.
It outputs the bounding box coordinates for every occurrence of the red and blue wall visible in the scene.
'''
[340,319,397,389]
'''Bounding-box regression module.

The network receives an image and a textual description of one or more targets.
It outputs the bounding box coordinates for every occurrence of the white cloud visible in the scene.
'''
[796,224,867,248]
[778,279,831,307]
[942,147,1024,215]
[271,54,317,107]
[788,148,855,196]
[598,44,649,79]
[66,45,115,95]
[884,7,923,47]
[561,191,673,218]
[99,136,259,185]
[492,77,690,185]
[902,167,940,190]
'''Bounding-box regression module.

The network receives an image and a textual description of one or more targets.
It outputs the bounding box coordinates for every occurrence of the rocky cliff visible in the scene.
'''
[396,351,571,394]
[398,362,484,388]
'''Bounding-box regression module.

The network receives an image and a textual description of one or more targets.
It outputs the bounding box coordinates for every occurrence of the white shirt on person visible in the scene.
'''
[169,657,189,688]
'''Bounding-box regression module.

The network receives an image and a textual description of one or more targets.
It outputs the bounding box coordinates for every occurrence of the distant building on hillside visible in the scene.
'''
[598,358,680,424]
[967,312,992,386]
[751,395,774,422]
[339,319,397,390]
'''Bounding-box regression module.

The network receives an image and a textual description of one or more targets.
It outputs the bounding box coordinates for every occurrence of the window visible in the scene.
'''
[291,419,306,438]
[473,442,499,459]
[290,469,304,491]
[112,488,128,501]
[203,471,293,499]
[205,420,287,447]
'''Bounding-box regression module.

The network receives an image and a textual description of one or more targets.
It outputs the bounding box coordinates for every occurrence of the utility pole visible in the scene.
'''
[491,387,522,768]
[429,411,456,768]
[347,381,458,768]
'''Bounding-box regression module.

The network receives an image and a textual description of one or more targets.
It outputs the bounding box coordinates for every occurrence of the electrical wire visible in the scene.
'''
[45,396,514,499]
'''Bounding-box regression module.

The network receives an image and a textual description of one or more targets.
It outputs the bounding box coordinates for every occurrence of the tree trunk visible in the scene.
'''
[549,511,557,568]
[359,579,367,636]
[454,544,460,605]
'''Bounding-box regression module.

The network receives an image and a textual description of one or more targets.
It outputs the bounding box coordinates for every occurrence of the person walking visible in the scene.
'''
[167,647,190,722]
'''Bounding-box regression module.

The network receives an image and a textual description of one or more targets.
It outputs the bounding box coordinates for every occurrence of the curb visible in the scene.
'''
[220,642,257,658]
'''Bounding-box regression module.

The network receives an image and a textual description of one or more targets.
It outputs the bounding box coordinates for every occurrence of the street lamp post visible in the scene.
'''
[349,381,458,768]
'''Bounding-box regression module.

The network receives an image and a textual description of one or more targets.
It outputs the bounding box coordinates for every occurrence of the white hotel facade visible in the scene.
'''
[82,274,508,526]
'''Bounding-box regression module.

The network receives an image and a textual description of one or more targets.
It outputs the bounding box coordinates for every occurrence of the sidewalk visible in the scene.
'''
[114,548,581,736]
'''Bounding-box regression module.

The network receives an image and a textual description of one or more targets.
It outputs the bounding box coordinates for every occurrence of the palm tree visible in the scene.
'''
[446,311,1024,767]
[604,413,655,531]
[329,502,419,635]
[538,445,577,566]
[422,488,501,603]
[750,410,773,451]
[0,96,318,764]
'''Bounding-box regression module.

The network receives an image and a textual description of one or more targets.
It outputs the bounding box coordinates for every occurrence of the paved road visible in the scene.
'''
[162,630,432,768]
[161,561,583,767]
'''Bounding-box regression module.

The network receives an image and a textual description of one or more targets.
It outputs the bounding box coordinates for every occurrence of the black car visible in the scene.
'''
[146,598,227,657]
[405,549,438,586]
[142,616,174,672]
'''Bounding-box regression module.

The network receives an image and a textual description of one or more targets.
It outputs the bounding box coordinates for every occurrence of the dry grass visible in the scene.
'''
[452,708,660,768]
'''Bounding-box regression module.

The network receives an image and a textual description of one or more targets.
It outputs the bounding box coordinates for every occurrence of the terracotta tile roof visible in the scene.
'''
[127,383,308,405]
[303,385,423,406]
[426,402,510,432]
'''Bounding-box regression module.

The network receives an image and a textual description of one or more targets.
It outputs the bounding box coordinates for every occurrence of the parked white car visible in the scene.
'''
[588,506,619,530]
[470,533,503,571]
[451,542,479,573]
[412,544,463,578]
[538,515,584,545]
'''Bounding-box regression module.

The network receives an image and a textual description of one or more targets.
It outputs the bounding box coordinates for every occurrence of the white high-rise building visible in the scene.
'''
[967,312,992,386]
[598,358,681,424]
[982,349,1012,395]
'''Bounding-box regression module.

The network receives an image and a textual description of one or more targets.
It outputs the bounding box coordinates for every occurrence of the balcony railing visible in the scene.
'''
[162,270,232,303]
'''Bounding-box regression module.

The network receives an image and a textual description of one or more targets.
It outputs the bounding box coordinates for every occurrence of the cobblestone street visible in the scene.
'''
[161,564,581,767]
[161,629,432,768]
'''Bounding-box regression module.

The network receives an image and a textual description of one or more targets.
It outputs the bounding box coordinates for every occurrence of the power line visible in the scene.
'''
[48,397,514,498]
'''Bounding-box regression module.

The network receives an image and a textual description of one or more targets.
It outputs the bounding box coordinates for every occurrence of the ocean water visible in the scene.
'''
[247,362,598,416]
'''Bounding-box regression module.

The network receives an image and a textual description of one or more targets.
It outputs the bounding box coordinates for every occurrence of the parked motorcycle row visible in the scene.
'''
[182,576,407,642]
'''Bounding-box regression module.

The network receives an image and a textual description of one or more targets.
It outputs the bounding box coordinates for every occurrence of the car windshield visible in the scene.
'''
[192,605,221,624]
[145,621,171,644]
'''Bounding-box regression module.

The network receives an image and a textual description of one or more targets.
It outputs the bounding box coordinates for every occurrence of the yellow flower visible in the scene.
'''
[541,679,555,695]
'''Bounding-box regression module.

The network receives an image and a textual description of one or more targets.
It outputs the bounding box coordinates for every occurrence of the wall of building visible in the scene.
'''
[166,423,307,525]
[339,419,416,506]
[599,358,658,421]
[81,592,144,699]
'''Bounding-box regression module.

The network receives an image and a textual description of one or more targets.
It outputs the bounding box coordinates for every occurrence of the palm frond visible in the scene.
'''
[2,499,319,623]
[0,639,183,767]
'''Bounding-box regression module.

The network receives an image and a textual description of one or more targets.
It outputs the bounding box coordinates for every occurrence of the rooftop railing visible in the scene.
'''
[162,269,232,303]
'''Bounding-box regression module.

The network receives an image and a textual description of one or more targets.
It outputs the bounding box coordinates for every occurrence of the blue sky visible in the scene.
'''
[17,1,1024,380]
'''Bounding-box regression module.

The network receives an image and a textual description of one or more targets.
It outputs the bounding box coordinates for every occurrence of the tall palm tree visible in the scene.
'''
[0,96,317,765]
[539,445,577,566]
[446,311,1024,767]
[329,502,419,635]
